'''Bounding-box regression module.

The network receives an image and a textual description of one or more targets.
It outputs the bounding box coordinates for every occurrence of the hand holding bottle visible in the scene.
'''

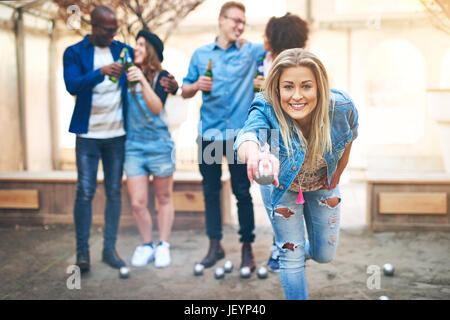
[200,59,213,94]
[196,76,213,93]
[101,62,124,79]
[253,56,264,92]
[109,48,126,82]
[253,75,265,92]
[126,66,145,84]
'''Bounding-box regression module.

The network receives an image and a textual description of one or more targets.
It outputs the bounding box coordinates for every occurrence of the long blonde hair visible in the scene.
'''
[264,48,333,167]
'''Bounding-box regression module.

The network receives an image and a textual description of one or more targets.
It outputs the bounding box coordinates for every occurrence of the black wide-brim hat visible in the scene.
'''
[136,30,164,62]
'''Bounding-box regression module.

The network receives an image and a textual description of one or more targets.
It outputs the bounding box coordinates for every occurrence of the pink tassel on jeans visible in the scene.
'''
[296,188,305,204]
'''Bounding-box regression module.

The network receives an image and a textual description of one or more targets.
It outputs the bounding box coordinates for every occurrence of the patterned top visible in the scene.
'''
[288,153,328,192]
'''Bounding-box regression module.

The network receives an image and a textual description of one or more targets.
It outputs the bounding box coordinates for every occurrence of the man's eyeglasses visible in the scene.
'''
[222,15,246,27]
[93,24,118,34]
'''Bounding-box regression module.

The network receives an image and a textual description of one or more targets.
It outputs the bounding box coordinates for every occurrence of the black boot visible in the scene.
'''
[200,239,225,268]
[241,242,255,272]
[102,249,126,269]
[76,251,90,273]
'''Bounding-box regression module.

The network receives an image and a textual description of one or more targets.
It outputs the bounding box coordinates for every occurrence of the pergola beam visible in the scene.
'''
[21,0,50,11]
[48,19,60,170]
[0,1,53,21]
[13,7,27,170]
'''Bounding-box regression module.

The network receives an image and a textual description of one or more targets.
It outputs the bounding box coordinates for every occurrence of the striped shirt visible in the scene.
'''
[78,46,126,139]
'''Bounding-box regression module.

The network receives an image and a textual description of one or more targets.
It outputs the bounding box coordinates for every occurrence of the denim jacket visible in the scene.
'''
[234,89,359,207]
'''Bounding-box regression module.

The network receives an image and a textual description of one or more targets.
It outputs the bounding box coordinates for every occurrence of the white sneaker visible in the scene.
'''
[154,242,171,268]
[131,245,155,267]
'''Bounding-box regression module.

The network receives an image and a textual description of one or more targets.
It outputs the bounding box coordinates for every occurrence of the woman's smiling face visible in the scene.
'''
[279,65,318,127]
[133,36,147,65]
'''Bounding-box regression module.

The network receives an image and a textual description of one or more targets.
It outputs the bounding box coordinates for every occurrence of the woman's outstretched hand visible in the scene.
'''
[246,151,280,187]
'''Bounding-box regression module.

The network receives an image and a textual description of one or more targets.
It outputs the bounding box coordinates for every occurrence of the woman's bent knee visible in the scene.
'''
[278,242,306,270]
[131,199,148,214]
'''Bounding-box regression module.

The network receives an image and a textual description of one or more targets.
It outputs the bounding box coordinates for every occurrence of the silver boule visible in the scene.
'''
[119,266,129,279]
[257,266,268,279]
[214,267,225,279]
[223,260,233,273]
[383,263,395,276]
[378,296,390,300]
[240,266,251,279]
[254,160,274,185]
[194,263,204,276]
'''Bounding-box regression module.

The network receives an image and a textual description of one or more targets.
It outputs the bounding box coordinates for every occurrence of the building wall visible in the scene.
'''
[161,0,450,173]
[0,6,53,172]
[0,28,22,171]
[24,33,52,171]
[1,0,449,175]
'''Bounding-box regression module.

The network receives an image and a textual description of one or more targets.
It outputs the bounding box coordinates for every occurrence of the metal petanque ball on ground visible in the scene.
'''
[239,266,251,279]
[223,260,233,273]
[194,263,204,276]
[378,296,390,300]
[119,267,130,279]
[214,267,225,279]
[383,263,395,276]
[257,266,268,279]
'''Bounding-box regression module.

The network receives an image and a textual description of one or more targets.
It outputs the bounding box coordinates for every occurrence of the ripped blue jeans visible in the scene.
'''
[260,185,341,300]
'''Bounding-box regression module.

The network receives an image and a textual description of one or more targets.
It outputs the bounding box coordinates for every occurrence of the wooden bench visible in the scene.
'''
[0,189,39,209]
[366,172,450,231]
[0,171,231,230]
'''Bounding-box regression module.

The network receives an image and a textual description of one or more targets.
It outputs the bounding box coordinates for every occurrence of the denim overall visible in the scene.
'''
[124,79,175,178]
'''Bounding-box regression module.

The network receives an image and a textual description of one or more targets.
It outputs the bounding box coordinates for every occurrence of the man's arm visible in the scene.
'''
[181,50,215,99]
[181,82,199,99]
[63,47,122,96]
[181,76,213,98]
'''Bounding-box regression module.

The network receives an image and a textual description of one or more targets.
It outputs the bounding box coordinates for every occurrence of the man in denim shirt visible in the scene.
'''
[182,1,265,271]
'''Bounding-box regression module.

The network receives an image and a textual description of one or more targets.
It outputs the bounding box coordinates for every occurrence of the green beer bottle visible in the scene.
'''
[109,48,126,83]
[253,56,264,92]
[203,59,213,95]
[124,48,139,87]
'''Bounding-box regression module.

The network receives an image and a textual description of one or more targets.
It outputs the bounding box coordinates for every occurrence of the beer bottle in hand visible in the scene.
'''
[203,59,213,95]
[254,56,264,92]
[109,48,126,83]
[124,48,138,87]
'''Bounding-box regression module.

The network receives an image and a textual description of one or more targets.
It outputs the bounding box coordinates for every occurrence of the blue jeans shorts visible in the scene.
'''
[124,139,176,178]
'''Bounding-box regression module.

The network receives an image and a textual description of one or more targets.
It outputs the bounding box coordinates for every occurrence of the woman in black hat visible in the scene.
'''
[124,30,177,269]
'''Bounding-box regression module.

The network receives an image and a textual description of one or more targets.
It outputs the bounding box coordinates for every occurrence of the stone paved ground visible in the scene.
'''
[1,224,449,300]
[1,181,449,300]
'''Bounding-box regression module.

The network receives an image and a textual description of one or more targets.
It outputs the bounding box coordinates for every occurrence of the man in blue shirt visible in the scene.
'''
[182,1,265,272]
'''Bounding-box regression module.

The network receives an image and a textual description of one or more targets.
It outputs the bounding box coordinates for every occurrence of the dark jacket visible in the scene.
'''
[63,35,133,134]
